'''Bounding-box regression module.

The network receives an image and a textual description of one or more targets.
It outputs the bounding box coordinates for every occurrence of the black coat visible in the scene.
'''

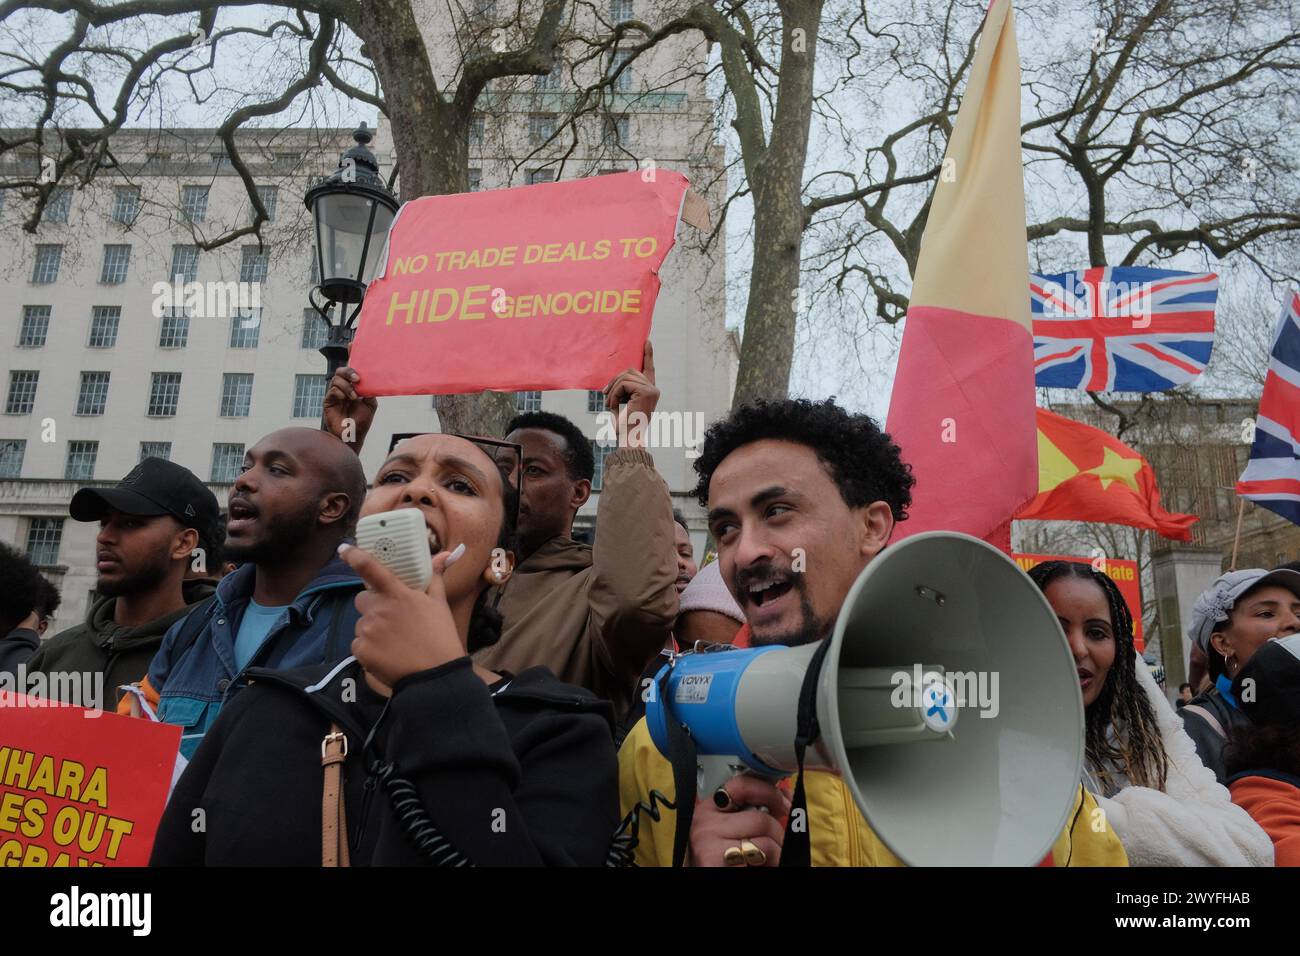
[1179,685,1252,785]
[150,656,619,866]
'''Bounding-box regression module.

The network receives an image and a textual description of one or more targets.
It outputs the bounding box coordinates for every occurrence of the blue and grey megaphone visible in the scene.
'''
[646,531,1085,866]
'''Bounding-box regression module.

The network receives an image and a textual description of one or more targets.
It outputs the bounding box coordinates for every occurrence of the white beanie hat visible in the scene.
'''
[677,559,744,623]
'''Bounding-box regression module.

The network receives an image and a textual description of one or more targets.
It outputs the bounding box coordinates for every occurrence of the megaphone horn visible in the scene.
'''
[647,531,1085,866]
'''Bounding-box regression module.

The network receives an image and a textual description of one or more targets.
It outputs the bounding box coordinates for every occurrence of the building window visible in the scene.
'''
[239,246,269,283]
[611,0,633,20]
[535,61,562,91]
[31,245,62,284]
[44,187,71,223]
[229,311,261,348]
[147,372,181,417]
[469,115,485,148]
[88,306,121,348]
[588,389,605,413]
[292,374,328,418]
[529,114,557,144]
[601,115,630,145]
[75,372,110,416]
[5,371,38,414]
[169,244,199,283]
[515,391,542,413]
[255,184,278,222]
[111,186,140,224]
[0,439,25,478]
[527,169,556,185]
[468,168,482,192]
[139,441,172,462]
[26,517,64,566]
[591,440,615,490]
[220,373,254,417]
[301,309,329,349]
[181,185,209,222]
[65,440,98,480]
[100,244,131,284]
[158,311,190,348]
[18,306,50,348]
[610,48,633,92]
[211,443,244,483]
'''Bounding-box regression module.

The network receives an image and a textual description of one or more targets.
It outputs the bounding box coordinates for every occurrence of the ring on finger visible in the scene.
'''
[740,840,767,866]
[723,845,746,866]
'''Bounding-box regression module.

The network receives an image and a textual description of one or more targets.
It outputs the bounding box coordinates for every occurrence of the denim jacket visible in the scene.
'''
[149,555,363,758]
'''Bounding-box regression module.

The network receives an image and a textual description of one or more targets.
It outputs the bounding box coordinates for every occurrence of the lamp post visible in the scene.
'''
[304,122,400,378]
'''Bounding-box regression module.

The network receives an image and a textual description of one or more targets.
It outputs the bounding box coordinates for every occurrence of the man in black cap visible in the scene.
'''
[23,457,220,707]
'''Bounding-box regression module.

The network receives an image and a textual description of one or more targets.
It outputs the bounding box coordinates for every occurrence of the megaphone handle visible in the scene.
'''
[697,755,747,800]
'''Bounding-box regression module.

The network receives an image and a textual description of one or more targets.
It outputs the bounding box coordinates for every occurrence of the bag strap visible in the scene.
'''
[780,638,832,868]
[659,658,698,868]
[321,723,351,868]
[1182,703,1227,741]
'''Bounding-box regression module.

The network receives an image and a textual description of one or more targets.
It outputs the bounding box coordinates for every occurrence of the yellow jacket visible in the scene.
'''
[618,717,1127,866]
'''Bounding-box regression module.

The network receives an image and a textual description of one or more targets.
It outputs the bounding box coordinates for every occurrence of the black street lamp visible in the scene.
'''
[304,122,400,377]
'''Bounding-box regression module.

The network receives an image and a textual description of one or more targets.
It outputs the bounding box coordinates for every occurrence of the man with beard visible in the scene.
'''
[146,428,367,758]
[16,458,219,707]
[616,399,1128,867]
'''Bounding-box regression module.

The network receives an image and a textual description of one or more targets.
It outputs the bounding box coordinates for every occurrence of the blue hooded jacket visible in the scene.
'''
[149,555,362,758]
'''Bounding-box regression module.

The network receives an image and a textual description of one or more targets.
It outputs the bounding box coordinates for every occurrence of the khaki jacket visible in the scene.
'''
[474,448,679,716]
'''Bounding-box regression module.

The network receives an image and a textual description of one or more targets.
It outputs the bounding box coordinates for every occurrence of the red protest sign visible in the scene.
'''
[1013,553,1144,652]
[0,693,181,866]
[348,170,691,395]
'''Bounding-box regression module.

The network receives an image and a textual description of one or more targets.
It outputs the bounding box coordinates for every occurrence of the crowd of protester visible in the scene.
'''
[2,351,1298,867]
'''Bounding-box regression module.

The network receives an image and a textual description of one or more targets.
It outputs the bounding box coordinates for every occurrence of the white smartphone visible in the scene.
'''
[354,508,433,591]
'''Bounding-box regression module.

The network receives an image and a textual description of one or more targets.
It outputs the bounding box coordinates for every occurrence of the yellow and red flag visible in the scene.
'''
[886,0,1036,549]
[1017,408,1197,540]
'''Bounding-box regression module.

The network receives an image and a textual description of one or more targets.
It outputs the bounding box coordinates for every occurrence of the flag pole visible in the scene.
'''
[1229,497,1246,571]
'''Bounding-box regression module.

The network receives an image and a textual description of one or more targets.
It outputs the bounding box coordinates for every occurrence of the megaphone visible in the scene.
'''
[647,531,1085,866]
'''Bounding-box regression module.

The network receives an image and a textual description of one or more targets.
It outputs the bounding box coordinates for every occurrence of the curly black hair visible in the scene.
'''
[0,541,61,633]
[505,410,595,483]
[691,398,915,518]
[1028,560,1168,793]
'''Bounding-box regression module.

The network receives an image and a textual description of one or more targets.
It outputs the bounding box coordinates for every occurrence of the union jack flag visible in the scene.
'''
[1236,289,1300,525]
[1030,266,1218,391]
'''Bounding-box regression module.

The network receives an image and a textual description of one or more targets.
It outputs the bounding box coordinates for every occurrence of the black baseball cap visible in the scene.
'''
[70,457,220,543]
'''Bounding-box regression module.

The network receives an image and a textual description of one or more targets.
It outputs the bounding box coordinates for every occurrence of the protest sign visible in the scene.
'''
[1013,553,1144,652]
[348,170,692,395]
[0,693,180,866]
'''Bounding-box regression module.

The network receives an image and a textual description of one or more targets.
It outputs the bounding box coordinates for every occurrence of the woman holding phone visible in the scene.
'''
[151,433,619,866]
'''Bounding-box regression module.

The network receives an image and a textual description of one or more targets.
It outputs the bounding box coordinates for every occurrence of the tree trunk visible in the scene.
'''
[356,0,519,438]
[731,0,824,408]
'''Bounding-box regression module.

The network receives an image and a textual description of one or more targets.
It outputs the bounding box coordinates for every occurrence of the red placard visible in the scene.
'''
[349,170,691,396]
[1013,553,1144,652]
[0,694,181,866]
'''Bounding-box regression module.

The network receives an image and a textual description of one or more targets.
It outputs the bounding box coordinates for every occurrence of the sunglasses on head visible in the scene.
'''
[385,432,523,534]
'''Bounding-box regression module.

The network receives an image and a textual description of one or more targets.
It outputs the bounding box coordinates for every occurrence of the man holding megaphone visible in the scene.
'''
[617,399,1128,867]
